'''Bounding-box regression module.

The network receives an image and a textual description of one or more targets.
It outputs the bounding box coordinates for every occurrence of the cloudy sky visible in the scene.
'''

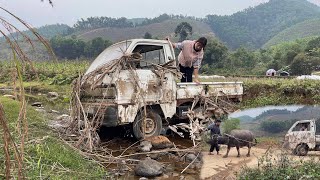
[1,0,319,28]
[0,0,272,28]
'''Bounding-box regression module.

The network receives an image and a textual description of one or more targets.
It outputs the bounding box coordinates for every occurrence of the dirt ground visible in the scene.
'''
[200,146,267,179]
[200,146,320,180]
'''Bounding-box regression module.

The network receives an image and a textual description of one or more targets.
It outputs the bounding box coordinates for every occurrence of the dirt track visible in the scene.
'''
[201,146,320,180]
[200,146,267,179]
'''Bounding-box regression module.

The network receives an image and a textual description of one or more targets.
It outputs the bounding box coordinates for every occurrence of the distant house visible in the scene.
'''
[266,69,276,76]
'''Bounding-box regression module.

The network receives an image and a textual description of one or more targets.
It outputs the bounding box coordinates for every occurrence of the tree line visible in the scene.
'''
[50,36,112,59]
[73,14,200,31]
[201,36,320,76]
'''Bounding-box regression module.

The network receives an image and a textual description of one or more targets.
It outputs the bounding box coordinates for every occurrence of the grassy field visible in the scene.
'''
[0,60,89,85]
[2,60,320,108]
[0,96,105,179]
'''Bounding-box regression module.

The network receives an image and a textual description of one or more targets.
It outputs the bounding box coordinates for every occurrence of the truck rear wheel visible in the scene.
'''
[133,109,162,139]
[295,144,308,156]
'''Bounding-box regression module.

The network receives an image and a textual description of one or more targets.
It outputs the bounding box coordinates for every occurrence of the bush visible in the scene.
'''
[238,152,320,179]
[222,118,240,134]
[260,120,291,133]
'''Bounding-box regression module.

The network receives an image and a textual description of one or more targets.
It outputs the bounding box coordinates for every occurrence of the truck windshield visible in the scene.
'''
[85,41,132,75]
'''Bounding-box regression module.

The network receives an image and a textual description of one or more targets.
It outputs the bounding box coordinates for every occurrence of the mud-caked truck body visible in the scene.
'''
[80,39,243,139]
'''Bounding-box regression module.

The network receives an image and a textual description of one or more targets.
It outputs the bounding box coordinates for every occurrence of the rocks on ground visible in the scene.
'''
[3,94,16,100]
[48,114,71,132]
[31,102,42,107]
[145,135,174,149]
[139,141,152,152]
[134,158,165,177]
[47,92,59,99]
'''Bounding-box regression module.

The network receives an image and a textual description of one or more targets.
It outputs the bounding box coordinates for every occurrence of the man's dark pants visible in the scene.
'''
[179,64,194,82]
[209,135,220,153]
[209,142,220,153]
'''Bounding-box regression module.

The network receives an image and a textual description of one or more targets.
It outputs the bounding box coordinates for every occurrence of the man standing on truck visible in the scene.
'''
[166,37,207,83]
[207,119,222,155]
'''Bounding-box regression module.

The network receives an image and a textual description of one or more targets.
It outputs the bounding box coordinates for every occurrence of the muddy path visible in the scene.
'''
[201,146,320,180]
[201,147,267,179]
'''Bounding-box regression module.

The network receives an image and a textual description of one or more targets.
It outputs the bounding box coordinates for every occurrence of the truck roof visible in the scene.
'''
[85,39,171,75]
[117,39,170,45]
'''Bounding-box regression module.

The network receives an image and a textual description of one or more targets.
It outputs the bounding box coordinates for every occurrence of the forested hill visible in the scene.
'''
[10,24,73,40]
[206,0,320,49]
[263,18,320,47]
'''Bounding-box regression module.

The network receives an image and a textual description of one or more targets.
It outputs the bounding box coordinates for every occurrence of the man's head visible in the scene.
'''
[215,119,222,127]
[194,37,207,51]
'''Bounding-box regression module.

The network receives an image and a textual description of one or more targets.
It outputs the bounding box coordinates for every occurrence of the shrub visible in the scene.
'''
[222,118,240,134]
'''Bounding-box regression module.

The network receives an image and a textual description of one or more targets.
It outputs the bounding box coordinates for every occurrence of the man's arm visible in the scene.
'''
[165,37,176,49]
[207,123,215,130]
[193,68,200,83]
[193,56,203,83]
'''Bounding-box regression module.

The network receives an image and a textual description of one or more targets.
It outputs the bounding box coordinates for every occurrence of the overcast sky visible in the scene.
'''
[0,0,272,28]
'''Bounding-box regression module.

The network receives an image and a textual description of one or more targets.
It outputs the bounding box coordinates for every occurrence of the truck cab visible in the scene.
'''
[284,119,320,156]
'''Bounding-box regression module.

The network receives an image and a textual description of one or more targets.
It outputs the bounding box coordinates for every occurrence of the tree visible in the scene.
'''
[290,53,313,75]
[202,38,229,68]
[222,118,240,134]
[85,37,112,58]
[306,37,320,57]
[143,32,152,39]
[174,22,193,41]
[228,47,256,69]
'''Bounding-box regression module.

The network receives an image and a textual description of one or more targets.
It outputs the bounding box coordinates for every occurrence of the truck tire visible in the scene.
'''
[133,109,162,140]
[296,144,308,156]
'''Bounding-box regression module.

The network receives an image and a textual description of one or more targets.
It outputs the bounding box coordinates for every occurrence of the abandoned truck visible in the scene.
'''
[79,39,243,139]
[283,119,320,156]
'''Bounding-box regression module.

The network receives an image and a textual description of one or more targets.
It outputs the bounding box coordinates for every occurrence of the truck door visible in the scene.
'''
[287,121,315,149]
[131,43,177,118]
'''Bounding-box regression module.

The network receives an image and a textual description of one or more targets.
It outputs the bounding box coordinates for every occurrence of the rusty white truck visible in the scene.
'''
[283,119,320,156]
[78,39,243,139]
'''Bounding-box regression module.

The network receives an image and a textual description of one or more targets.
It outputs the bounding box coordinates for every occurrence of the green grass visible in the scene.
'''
[0,96,105,179]
[240,78,320,108]
[238,154,320,179]
[0,60,89,85]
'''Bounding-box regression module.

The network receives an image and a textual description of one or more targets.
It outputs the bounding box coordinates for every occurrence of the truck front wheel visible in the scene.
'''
[295,144,308,156]
[133,109,162,139]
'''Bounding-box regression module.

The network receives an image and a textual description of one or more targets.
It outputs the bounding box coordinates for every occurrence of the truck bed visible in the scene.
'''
[176,82,243,101]
[316,135,320,144]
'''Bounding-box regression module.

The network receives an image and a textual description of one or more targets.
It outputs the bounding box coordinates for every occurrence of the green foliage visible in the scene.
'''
[241,78,320,108]
[175,22,193,41]
[1,24,73,41]
[50,36,111,59]
[260,120,292,133]
[206,0,320,49]
[264,18,320,47]
[290,53,313,75]
[222,118,240,134]
[0,61,89,85]
[306,36,320,55]
[239,153,320,179]
[0,97,105,179]
[73,16,133,30]
[84,37,112,58]
[139,14,172,26]
[202,38,229,68]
